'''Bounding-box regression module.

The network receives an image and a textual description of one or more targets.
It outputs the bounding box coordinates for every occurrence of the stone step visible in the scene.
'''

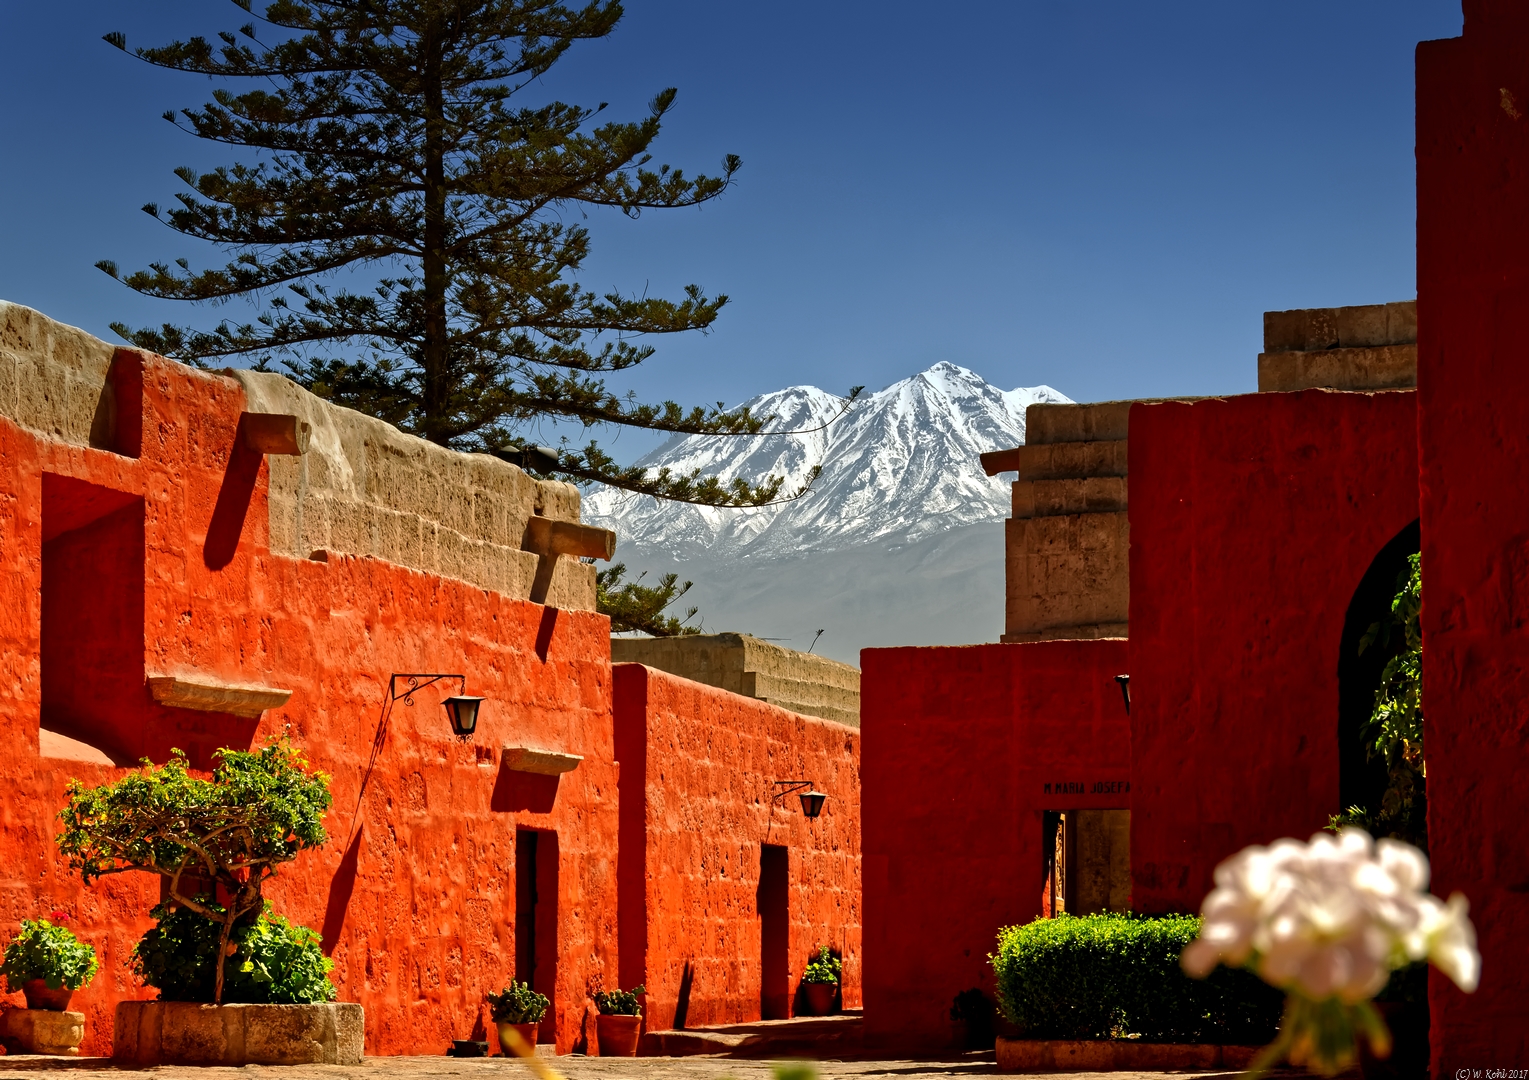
[1025,401,1133,445]
[1010,441,1128,482]
[1257,343,1416,392]
[1012,477,1127,519]
[1263,300,1415,352]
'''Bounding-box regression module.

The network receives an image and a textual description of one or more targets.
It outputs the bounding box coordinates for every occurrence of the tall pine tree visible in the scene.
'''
[98,0,825,505]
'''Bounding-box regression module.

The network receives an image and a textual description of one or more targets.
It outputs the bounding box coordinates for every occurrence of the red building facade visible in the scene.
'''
[1417,0,1529,1059]
[614,664,861,1034]
[861,639,1129,1050]
[0,318,861,1056]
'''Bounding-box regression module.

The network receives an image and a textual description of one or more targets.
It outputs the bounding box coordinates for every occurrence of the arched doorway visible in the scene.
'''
[1336,518,1420,823]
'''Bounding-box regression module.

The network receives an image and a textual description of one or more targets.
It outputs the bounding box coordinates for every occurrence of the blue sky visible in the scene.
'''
[0,1,1462,447]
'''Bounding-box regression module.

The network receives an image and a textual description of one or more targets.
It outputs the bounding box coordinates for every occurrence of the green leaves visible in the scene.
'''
[56,740,332,894]
[596,562,699,637]
[0,919,100,993]
[98,0,789,506]
[132,902,335,1004]
[1348,553,1426,848]
[591,983,644,1016]
[991,914,1282,1042]
[486,980,550,1024]
[801,945,842,985]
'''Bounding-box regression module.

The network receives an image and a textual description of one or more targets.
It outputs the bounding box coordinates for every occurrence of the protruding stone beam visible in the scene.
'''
[148,676,293,718]
[501,745,584,775]
[522,517,617,604]
[980,447,1022,476]
[242,412,311,456]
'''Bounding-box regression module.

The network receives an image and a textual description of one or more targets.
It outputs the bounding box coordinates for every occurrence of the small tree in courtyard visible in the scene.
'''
[56,739,331,1004]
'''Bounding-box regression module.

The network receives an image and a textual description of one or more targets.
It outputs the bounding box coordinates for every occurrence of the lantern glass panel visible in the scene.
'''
[798,790,828,818]
[443,695,484,738]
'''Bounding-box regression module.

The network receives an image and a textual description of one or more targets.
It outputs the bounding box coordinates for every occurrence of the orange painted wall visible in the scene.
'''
[612,663,860,1032]
[0,350,619,1055]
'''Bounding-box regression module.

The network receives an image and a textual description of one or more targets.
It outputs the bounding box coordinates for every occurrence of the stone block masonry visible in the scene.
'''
[1258,300,1416,393]
[995,400,1132,642]
[611,633,860,727]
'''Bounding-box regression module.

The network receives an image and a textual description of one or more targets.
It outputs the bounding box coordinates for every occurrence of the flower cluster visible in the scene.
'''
[1182,828,1478,1003]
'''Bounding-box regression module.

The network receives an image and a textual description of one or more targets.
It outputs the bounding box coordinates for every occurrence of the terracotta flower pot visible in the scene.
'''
[802,981,837,1016]
[496,1021,540,1057]
[596,1013,641,1057]
[21,980,73,1012]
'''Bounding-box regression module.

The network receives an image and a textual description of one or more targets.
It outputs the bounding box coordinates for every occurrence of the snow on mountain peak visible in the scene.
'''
[582,364,1072,558]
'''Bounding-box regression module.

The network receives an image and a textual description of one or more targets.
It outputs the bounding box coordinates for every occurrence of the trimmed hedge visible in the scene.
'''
[992,914,1283,1042]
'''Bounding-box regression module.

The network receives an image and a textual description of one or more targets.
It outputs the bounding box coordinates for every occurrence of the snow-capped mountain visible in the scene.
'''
[584,362,1071,559]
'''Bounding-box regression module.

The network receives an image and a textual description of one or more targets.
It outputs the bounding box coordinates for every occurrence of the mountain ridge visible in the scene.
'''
[584,362,1071,560]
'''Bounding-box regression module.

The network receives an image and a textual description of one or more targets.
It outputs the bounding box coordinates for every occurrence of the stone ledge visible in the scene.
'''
[147,676,293,718]
[1257,343,1417,393]
[995,1036,1260,1072]
[113,1001,364,1066]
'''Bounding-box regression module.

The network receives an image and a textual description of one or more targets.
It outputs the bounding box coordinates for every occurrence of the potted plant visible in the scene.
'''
[56,740,364,1066]
[801,945,841,1016]
[1,914,99,1011]
[486,981,548,1057]
[591,984,644,1057]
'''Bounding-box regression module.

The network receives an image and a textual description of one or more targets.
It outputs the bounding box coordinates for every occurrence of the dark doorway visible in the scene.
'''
[1338,519,1420,817]
[758,844,789,1019]
[516,829,559,1043]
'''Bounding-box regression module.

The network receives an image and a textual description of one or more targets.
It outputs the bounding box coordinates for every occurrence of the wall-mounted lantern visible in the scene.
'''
[773,780,828,819]
[1114,674,1130,715]
[391,674,485,740]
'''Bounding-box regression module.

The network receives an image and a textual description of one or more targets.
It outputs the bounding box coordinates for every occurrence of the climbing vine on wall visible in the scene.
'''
[1332,553,1426,848]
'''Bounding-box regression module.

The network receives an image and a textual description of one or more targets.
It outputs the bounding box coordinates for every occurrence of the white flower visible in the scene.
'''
[1182,828,1480,1002]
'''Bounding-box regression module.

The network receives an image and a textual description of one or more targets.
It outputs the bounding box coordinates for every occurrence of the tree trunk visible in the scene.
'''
[420,9,449,445]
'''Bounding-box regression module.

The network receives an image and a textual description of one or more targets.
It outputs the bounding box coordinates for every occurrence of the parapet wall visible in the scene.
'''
[0,302,595,610]
[1258,300,1416,393]
[610,633,861,727]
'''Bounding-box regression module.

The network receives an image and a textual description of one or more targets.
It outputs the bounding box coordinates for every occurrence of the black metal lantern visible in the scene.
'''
[390,674,484,741]
[774,780,827,819]
[798,789,828,819]
[442,695,485,739]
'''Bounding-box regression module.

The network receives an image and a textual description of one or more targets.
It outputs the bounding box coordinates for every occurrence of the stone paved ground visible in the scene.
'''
[0,1055,1267,1080]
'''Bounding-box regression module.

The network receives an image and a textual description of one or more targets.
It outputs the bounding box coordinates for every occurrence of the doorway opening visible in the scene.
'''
[1337,519,1420,821]
[516,829,559,1043]
[1042,810,1130,916]
[758,843,789,1019]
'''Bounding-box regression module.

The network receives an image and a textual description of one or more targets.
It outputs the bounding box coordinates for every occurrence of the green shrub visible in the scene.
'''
[486,981,549,1024]
[132,902,335,1005]
[991,914,1282,1042]
[802,945,841,985]
[1,917,100,992]
[591,984,644,1015]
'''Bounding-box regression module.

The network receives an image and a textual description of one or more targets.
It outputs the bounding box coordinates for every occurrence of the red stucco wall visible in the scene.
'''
[612,663,861,1033]
[1127,390,1419,913]
[0,351,619,1055]
[860,639,1129,1051]
[1417,0,1529,1059]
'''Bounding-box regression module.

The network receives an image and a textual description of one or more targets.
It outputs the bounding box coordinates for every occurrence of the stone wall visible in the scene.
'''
[1258,301,1416,392]
[0,344,619,1055]
[0,302,596,611]
[860,639,1129,1050]
[997,401,1132,642]
[610,633,860,727]
[1417,4,1529,1061]
[1127,388,1418,914]
[614,664,860,1031]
